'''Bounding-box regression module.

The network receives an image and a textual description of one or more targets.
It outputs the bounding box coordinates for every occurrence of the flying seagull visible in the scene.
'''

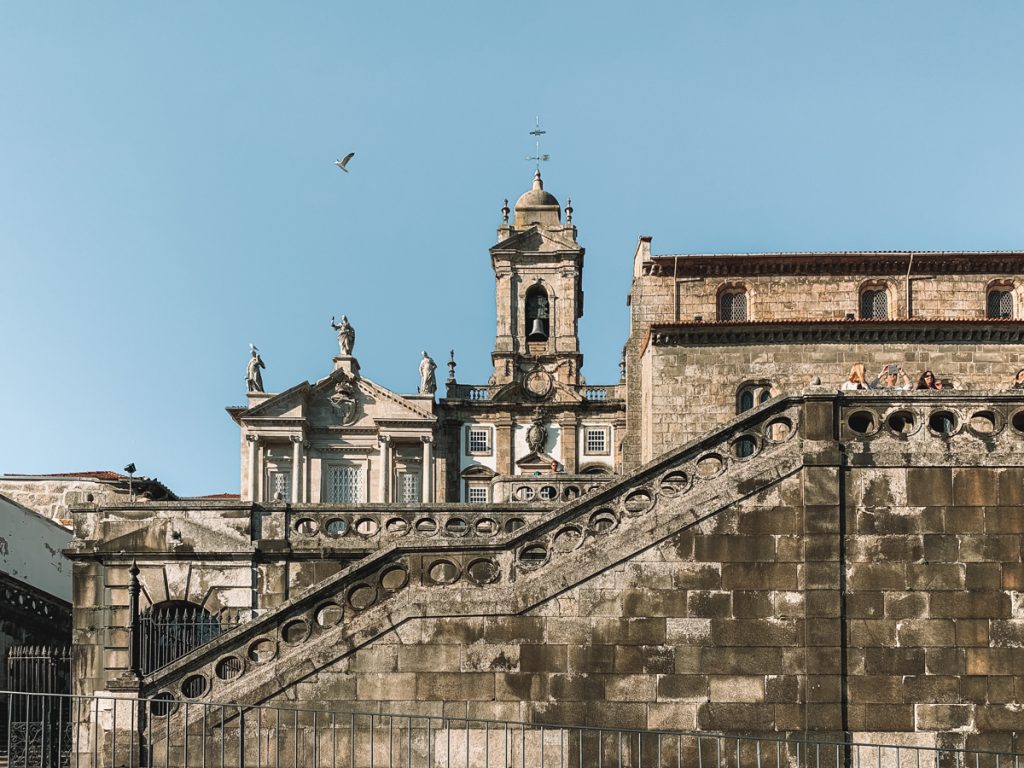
[335,153,355,172]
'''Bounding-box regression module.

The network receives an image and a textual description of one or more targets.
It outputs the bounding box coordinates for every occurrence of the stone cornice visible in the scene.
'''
[645,251,1024,278]
[649,320,1024,349]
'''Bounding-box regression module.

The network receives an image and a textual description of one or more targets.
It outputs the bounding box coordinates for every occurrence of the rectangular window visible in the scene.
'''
[467,426,492,455]
[467,486,488,503]
[399,472,420,503]
[584,427,610,455]
[325,465,362,503]
[267,471,291,502]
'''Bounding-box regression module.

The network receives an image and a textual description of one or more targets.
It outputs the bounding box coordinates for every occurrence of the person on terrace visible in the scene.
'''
[916,370,938,390]
[841,363,870,391]
[871,364,913,390]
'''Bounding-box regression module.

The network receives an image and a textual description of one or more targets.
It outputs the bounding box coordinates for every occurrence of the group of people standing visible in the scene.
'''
[841,365,1024,391]
[841,363,946,391]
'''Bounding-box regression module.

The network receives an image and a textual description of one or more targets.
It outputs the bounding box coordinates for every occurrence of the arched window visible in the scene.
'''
[737,382,774,415]
[860,287,889,319]
[525,285,550,341]
[988,288,1014,319]
[140,601,223,674]
[718,287,748,322]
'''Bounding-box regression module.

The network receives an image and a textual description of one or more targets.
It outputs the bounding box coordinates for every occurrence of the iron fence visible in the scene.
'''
[0,690,1021,768]
[139,607,240,676]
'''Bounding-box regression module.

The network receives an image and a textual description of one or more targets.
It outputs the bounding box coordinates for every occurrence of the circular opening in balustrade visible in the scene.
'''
[315,602,344,627]
[563,485,581,500]
[379,565,409,591]
[847,410,878,435]
[589,509,618,533]
[504,518,525,533]
[354,518,380,536]
[518,544,549,570]
[347,584,377,610]
[466,558,501,585]
[281,619,309,645]
[731,435,758,459]
[659,471,689,495]
[514,486,536,502]
[552,525,584,552]
[293,518,318,537]
[384,517,409,535]
[181,675,207,699]
[538,486,557,501]
[1012,410,1024,434]
[445,518,469,536]
[414,518,438,534]
[886,410,916,436]
[928,410,958,436]
[149,692,177,718]
[695,454,724,478]
[474,518,498,536]
[969,410,1000,435]
[247,639,277,664]
[427,560,460,585]
[215,656,244,681]
[623,489,655,516]
[324,518,349,537]
[764,417,793,442]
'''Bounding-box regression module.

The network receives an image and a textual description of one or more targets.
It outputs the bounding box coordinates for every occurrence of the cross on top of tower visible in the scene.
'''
[526,117,550,169]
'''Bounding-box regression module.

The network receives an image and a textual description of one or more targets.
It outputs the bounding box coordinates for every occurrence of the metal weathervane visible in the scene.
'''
[526,117,549,168]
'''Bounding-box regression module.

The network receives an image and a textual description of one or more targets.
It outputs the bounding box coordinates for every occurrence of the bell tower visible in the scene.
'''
[489,171,584,394]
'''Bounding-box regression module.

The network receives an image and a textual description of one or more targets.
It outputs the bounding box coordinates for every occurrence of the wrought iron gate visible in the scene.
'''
[3,646,71,768]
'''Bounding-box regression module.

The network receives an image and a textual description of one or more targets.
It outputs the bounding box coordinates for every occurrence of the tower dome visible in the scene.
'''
[513,170,561,228]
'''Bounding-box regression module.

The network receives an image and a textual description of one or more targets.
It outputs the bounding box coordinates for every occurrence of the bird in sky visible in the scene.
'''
[335,153,355,172]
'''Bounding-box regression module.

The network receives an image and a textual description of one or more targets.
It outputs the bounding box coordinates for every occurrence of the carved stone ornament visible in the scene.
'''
[329,378,359,425]
[524,368,553,399]
[526,409,548,454]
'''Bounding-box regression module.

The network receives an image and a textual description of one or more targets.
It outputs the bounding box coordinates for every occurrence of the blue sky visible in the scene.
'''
[2,2,1023,495]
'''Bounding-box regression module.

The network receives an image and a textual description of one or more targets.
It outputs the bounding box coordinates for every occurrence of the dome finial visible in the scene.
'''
[532,169,543,190]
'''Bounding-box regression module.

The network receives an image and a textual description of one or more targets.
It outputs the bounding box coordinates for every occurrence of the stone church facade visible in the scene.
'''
[67,173,1024,754]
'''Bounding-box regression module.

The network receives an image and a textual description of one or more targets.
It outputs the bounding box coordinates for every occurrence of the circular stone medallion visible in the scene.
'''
[524,370,553,399]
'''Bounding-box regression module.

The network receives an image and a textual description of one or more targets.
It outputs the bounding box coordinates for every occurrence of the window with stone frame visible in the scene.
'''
[859,287,889,319]
[737,382,774,414]
[266,470,291,502]
[583,426,610,455]
[717,287,748,322]
[325,464,362,503]
[467,485,488,503]
[398,472,420,503]
[987,288,1014,319]
[466,426,493,456]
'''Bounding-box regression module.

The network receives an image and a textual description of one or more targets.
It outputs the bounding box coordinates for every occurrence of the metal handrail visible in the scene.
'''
[1,690,1021,768]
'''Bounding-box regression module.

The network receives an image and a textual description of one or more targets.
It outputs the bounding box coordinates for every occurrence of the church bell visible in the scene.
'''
[528,318,548,341]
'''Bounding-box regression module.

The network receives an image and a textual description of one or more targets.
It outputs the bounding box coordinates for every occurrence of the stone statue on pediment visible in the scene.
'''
[419,351,437,395]
[331,315,355,356]
[246,347,265,393]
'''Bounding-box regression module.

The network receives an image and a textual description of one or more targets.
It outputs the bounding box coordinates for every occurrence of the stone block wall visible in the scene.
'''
[641,340,1024,462]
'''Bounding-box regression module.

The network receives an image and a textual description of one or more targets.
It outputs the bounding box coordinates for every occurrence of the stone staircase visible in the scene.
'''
[141,395,809,710]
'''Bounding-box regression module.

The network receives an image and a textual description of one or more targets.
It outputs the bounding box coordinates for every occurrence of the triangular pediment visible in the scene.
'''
[241,381,311,420]
[515,451,558,470]
[490,226,581,255]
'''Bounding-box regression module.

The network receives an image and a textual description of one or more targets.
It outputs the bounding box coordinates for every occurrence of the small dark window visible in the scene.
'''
[860,289,888,319]
[719,290,748,322]
[737,383,774,415]
[988,290,1013,319]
